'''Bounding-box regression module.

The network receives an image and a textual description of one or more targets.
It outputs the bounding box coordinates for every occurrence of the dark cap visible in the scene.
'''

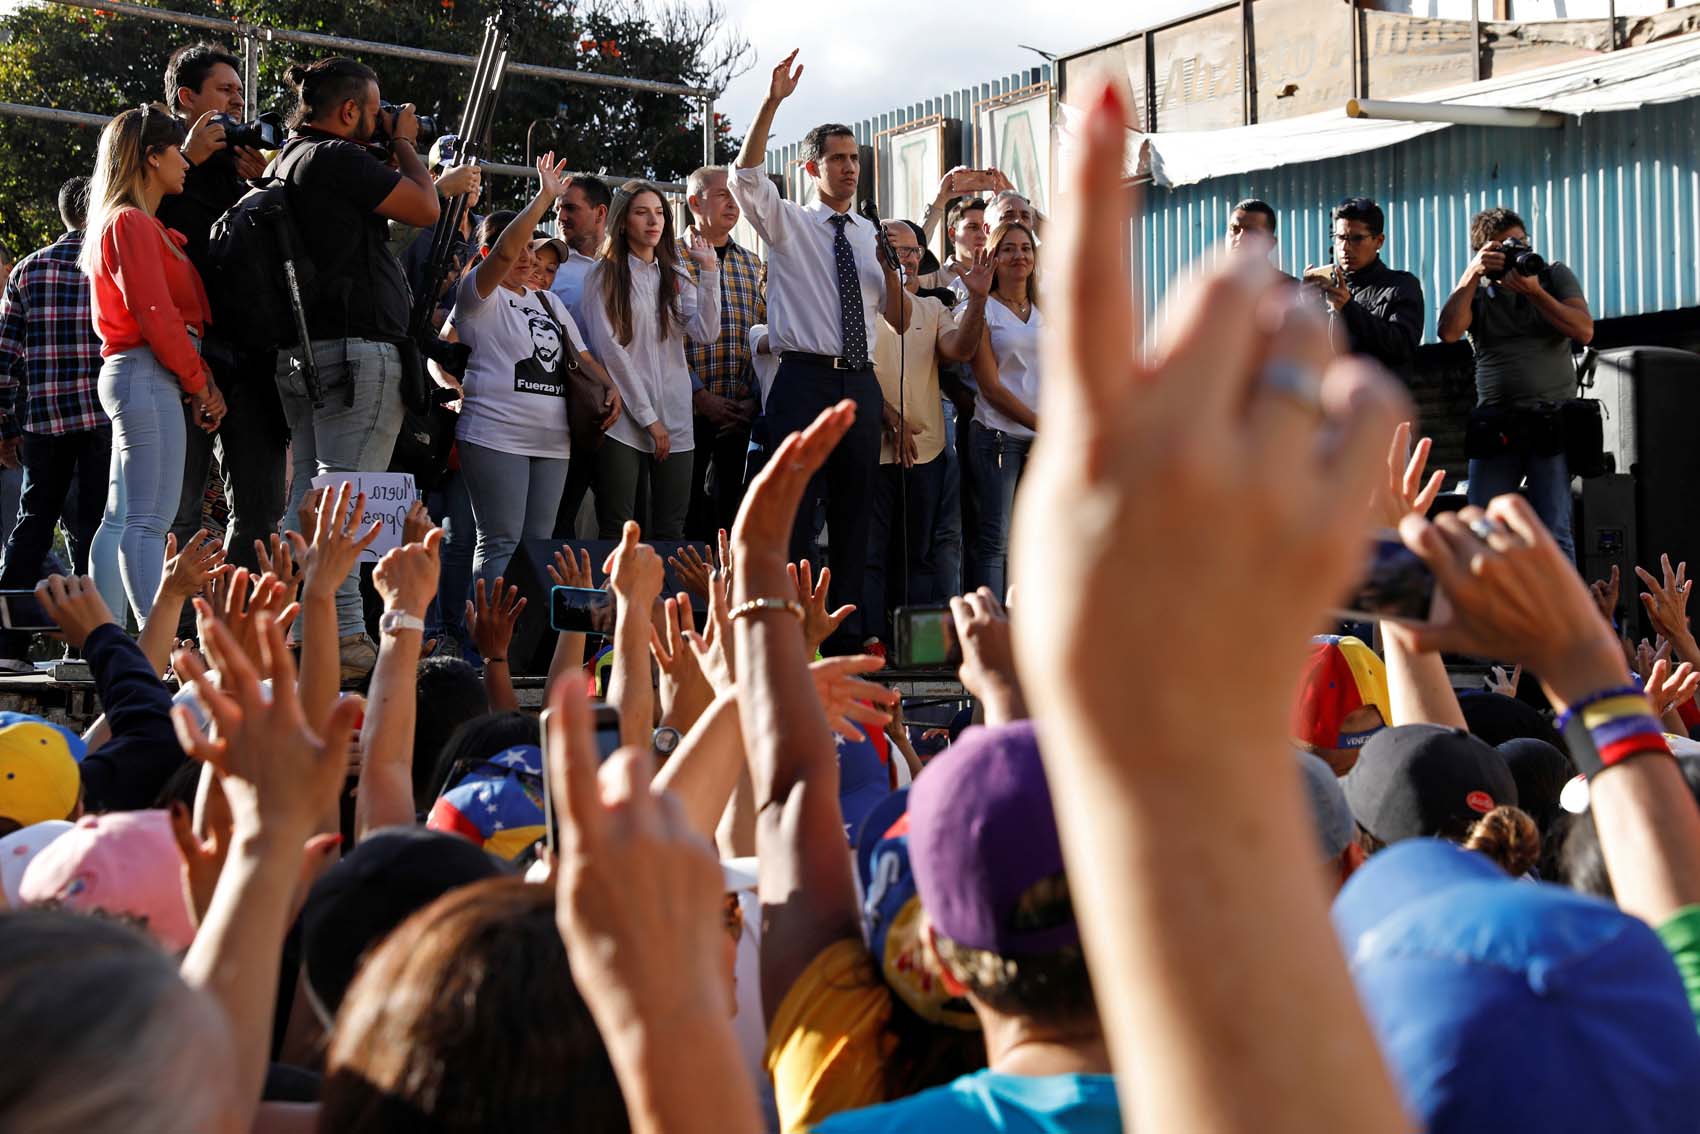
[1342,724,1518,845]
[300,827,504,1017]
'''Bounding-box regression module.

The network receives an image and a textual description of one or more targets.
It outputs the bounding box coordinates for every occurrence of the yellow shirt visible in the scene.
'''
[874,293,955,467]
[766,938,896,1133]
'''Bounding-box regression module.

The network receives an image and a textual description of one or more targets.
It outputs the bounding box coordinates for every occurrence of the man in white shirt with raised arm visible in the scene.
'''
[729,49,906,655]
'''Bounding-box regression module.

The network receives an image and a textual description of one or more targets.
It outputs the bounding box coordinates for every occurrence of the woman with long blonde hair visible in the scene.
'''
[578,179,719,540]
[81,104,225,621]
[967,219,1041,600]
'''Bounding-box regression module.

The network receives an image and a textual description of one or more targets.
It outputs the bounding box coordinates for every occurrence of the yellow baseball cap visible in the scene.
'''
[0,720,81,827]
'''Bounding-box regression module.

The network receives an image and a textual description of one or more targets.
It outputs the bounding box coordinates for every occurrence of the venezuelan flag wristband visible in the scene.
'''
[1561,690,1672,778]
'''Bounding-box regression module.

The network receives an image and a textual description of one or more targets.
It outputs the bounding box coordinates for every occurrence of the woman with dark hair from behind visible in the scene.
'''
[580,179,721,540]
[318,876,630,1133]
[81,104,226,623]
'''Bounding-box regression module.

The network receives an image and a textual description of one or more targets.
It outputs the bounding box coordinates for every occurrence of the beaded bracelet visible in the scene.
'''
[1561,690,1672,778]
[728,597,807,625]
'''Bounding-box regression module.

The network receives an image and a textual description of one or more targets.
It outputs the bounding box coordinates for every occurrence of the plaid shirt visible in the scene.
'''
[679,231,765,400]
[0,231,106,439]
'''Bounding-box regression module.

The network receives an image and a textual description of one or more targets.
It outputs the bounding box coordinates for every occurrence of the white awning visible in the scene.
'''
[1063,31,1700,188]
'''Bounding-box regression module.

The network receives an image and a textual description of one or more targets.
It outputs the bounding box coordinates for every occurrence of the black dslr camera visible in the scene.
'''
[208,111,285,151]
[373,102,442,149]
[1487,236,1547,280]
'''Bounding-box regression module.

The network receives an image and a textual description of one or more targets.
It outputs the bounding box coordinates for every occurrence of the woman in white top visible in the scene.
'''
[443,153,618,589]
[579,179,721,540]
[968,220,1042,601]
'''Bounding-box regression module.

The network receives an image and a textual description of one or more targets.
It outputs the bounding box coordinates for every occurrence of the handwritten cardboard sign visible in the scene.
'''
[309,471,417,564]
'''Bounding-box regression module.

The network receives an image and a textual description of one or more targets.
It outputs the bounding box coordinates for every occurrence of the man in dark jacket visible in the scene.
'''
[1310,197,1425,383]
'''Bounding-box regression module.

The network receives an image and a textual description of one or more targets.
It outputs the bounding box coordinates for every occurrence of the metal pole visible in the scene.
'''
[0,102,108,128]
[50,0,711,97]
[243,34,258,118]
[702,94,715,168]
[1471,1,1483,80]
[1240,0,1255,126]
[1349,0,1361,101]
[1608,0,1619,50]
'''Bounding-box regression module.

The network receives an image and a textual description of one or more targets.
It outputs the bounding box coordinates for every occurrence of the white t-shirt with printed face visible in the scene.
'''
[451,271,588,460]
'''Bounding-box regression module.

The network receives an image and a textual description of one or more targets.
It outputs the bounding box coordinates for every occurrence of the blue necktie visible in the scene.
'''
[829,214,869,369]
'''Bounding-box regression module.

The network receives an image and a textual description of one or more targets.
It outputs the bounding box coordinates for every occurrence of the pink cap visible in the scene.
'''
[18,810,196,952]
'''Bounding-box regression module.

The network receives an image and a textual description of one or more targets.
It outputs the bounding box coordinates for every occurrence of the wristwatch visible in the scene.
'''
[379,610,425,637]
[651,726,683,758]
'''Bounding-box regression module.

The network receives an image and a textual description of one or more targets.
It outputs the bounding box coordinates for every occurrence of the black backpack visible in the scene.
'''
[203,144,315,352]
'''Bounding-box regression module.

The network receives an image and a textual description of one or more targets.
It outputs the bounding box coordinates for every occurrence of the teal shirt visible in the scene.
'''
[813,1070,1120,1134]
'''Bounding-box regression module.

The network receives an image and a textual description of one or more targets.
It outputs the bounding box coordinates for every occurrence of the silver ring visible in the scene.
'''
[1469,518,1501,541]
[1260,359,1324,413]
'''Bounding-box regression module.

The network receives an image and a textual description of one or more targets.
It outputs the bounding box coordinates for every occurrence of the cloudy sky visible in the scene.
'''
[712,0,1207,146]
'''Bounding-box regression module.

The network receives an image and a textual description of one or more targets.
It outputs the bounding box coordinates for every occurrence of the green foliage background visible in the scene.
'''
[0,0,749,256]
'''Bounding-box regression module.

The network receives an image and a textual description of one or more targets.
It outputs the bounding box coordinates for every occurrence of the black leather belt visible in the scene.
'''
[780,351,873,373]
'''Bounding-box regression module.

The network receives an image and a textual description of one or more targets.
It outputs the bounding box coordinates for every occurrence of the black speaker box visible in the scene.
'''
[504,537,711,675]
[1588,346,1700,637]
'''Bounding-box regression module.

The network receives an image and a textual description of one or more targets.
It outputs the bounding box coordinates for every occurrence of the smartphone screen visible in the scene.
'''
[543,702,623,856]
[0,589,56,633]
[550,586,615,636]
[894,603,962,668]
[1335,534,1438,624]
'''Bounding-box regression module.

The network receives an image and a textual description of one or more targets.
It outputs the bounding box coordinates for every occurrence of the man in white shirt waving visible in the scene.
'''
[729,49,906,654]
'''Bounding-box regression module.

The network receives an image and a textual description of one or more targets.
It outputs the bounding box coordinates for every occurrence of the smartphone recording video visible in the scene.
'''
[0,589,57,633]
[550,586,615,636]
[542,702,623,856]
[894,603,962,669]
[1335,533,1438,625]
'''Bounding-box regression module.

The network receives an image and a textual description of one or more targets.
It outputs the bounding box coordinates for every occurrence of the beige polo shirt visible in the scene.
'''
[874,292,955,466]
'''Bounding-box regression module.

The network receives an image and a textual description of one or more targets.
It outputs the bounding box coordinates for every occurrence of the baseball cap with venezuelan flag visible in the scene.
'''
[1293,634,1391,752]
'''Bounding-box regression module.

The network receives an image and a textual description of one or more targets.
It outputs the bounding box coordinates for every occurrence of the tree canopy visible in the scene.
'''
[0,0,749,254]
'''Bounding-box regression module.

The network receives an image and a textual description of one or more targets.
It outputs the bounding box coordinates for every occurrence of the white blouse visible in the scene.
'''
[579,254,721,455]
[975,298,1043,440]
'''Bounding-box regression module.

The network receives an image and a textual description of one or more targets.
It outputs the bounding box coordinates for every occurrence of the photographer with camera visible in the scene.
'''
[1307,197,1424,383]
[272,56,440,679]
[159,43,288,580]
[1439,206,1593,561]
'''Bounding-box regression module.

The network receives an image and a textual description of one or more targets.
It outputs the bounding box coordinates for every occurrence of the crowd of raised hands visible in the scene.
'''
[9,77,1700,1134]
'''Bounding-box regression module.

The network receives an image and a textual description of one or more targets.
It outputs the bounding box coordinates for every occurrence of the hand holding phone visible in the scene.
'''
[1333,533,1439,625]
[551,586,615,636]
[894,603,963,668]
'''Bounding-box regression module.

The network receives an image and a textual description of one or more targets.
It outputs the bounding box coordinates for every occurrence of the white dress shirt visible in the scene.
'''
[728,164,886,358]
[578,253,721,456]
[547,245,601,330]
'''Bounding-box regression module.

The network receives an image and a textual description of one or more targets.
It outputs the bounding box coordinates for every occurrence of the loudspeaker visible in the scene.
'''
[1578,472,1638,631]
[1588,346,1700,638]
[504,537,711,675]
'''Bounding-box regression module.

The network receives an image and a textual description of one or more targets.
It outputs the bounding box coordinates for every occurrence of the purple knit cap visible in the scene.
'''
[908,720,1078,955]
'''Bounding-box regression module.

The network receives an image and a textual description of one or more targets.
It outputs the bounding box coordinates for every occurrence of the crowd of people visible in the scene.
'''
[0,36,1691,1134]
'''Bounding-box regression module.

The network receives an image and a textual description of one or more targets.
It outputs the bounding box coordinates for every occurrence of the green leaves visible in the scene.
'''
[0,0,750,255]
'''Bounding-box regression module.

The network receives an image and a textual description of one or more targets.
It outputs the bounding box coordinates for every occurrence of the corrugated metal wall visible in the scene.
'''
[762,66,1052,183]
[1140,96,1700,339]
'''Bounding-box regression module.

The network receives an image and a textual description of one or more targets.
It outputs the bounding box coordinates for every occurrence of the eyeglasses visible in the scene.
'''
[892,245,923,258]
[1334,232,1376,246]
[137,103,160,153]
[723,892,745,941]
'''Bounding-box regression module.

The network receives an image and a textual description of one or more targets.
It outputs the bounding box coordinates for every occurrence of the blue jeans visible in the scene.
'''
[967,420,1030,601]
[1467,450,1575,562]
[276,339,405,639]
[91,347,188,622]
[459,440,569,587]
[932,401,964,598]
